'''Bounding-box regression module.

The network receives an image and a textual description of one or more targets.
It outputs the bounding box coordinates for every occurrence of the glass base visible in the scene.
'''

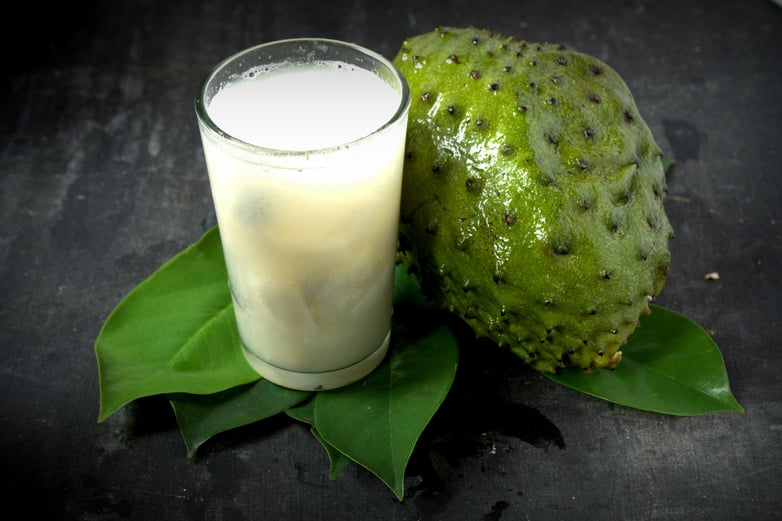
[241,331,391,391]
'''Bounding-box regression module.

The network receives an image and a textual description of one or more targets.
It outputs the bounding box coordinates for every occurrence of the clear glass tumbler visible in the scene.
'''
[195,39,410,390]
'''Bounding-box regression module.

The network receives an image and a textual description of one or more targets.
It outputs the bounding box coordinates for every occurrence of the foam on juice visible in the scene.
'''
[208,61,401,150]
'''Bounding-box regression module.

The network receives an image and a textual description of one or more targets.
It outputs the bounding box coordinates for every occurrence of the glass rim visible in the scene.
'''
[194,37,411,157]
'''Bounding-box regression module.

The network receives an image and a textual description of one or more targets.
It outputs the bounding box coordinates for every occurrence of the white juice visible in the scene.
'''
[198,58,408,390]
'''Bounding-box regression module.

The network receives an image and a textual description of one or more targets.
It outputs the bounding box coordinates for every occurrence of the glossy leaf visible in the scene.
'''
[286,400,351,479]
[95,215,744,503]
[164,262,456,485]
[544,305,744,415]
[170,379,311,456]
[662,155,676,176]
[95,227,260,422]
[313,320,459,501]
[392,262,436,311]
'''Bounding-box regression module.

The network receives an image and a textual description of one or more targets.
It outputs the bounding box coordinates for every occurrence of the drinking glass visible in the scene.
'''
[195,39,410,390]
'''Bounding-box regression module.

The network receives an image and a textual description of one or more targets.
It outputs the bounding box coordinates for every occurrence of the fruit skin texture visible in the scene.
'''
[393,27,674,374]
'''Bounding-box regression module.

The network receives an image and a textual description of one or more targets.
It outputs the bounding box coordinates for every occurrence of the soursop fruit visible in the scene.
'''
[393,27,674,373]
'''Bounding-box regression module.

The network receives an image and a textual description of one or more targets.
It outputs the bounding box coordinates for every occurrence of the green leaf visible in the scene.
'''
[97,215,743,503]
[313,320,459,501]
[169,379,311,456]
[662,154,676,175]
[163,261,455,482]
[393,262,436,310]
[95,227,260,422]
[544,305,744,415]
[286,400,352,479]
[283,397,316,423]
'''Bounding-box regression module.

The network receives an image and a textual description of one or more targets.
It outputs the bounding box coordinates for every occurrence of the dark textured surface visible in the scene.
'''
[1,0,780,519]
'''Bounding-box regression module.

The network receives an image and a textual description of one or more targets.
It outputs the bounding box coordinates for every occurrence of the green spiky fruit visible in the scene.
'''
[393,27,674,373]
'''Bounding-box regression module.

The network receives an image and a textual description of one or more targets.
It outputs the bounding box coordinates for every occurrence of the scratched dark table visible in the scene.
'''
[2,0,780,519]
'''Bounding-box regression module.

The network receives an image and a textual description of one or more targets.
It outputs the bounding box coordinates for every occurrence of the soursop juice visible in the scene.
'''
[196,39,410,390]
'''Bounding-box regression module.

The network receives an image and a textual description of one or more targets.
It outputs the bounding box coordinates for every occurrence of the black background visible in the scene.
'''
[1,0,780,519]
